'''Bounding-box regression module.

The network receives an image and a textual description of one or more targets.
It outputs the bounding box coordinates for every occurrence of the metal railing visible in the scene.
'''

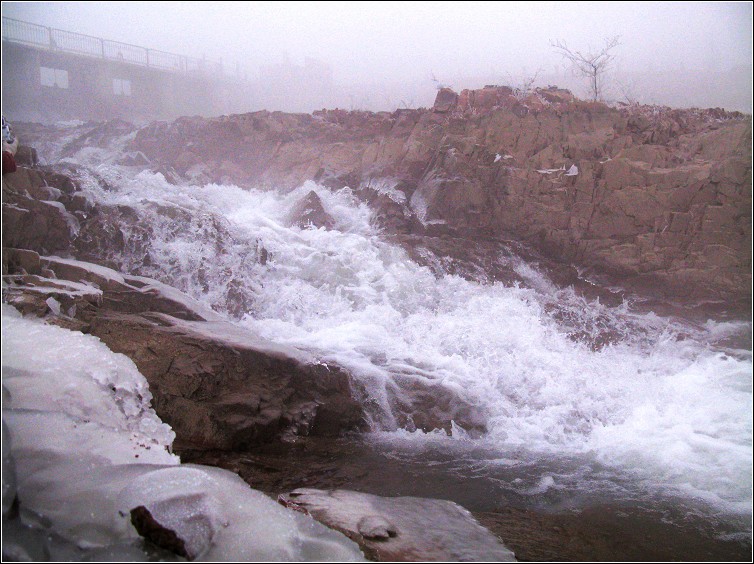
[2,16,224,77]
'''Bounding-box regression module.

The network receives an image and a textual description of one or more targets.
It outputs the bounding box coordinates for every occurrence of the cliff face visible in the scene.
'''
[130,86,751,305]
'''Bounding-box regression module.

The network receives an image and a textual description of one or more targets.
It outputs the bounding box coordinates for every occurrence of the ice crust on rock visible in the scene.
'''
[42,255,225,322]
[1,305,365,561]
[282,488,516,561]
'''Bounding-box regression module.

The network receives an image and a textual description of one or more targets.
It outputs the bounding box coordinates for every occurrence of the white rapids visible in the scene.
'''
[63,161,752,523]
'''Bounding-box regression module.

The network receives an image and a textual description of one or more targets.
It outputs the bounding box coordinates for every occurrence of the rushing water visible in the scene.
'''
[57,145,753,538]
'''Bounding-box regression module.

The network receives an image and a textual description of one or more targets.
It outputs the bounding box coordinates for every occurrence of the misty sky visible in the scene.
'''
[2,1,752,114]
[4,1,752,81]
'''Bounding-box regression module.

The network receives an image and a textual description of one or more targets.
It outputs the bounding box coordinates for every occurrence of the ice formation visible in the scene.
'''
[1,304,364,561]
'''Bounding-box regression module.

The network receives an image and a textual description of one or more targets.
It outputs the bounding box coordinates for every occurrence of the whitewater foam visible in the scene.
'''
[57,160,754,520]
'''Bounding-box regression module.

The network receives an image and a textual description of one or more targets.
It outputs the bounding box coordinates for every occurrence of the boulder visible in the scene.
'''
[12,145,38,168]
[88,311,367,450]
[286,190,335,229]
[2,198,76,254]
[2,165,85,254]
[125,468,225,560]
[432,88,459,113]
[2,256,367,451]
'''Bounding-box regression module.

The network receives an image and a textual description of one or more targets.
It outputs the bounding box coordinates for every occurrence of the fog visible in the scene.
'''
[3,1,752,113]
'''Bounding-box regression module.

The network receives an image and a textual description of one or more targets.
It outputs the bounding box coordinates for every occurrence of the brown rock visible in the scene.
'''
[2,248,42,276]
[16,93,752,308]
[87,311,368,450]
[3,256,366,451]
[13,145,38,168]
[539,87,575,105]
[286,190,335,229]
[2,198,76,254]
[130,505,192,559]
[432,88,459,113]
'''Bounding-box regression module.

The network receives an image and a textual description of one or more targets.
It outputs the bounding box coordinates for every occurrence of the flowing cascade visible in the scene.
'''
[61,147,752,526]
[3,118,752,553]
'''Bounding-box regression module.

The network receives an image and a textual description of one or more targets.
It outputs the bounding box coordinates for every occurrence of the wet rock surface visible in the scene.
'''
[90,310,368,450]
[129,505,197,559]
[286,189,336,229]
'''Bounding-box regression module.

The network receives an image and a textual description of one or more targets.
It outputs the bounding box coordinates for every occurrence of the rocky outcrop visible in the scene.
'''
[432,87,459,113]
[126,88,751,304]
[2,166,81,255]
[2,252,366,451]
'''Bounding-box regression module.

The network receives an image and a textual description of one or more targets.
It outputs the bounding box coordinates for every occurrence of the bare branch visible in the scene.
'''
[429,71,448,91]
[506,67,544,101]
[615,78,641,106]
[400,97,415,109]
[550,36,621,101]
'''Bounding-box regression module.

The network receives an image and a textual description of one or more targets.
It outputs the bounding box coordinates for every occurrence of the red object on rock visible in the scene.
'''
[3,150,17,174]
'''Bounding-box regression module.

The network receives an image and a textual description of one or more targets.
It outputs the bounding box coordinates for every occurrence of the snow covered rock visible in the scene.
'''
[280,488,516,561]
[356,514,398,540]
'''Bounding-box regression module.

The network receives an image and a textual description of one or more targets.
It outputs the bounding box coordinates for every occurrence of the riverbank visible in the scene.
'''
[181,436,752,562]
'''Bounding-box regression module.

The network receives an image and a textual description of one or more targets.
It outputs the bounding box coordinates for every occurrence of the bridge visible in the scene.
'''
[2,17,249,123]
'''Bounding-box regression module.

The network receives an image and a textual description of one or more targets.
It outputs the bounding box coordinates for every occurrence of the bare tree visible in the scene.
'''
[550,36,621,101]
